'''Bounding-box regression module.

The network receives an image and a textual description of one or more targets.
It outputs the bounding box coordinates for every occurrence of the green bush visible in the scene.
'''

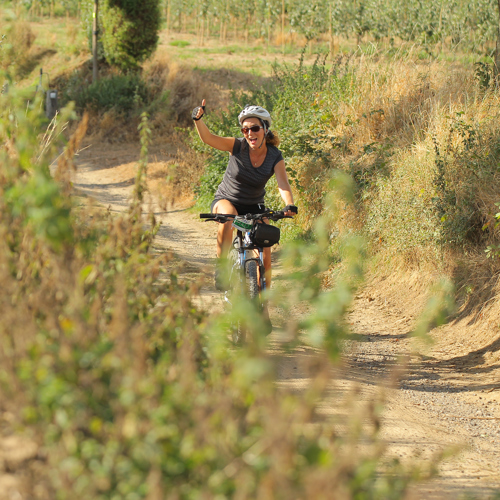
[430,113,500,248]
[366,145,441,254]
[74,74,149,112]
[101,0,161,71]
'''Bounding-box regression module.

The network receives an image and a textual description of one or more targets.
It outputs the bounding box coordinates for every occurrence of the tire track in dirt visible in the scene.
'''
[74,144,500,500]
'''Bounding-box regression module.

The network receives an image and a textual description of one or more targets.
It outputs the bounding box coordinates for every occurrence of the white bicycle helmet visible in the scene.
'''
[238,105,272,129]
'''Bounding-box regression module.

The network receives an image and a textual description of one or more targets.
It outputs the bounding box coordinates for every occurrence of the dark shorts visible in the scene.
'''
[211,199,267,216]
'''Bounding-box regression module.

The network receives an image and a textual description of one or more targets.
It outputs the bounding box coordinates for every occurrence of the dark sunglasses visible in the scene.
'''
[241,125,263,134]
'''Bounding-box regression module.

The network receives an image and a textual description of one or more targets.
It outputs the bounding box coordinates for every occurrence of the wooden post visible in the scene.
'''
[224,0,229,44]
[92,0,98,83]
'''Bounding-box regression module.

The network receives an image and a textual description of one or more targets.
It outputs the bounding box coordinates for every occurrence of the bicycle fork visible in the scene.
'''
[224,247,266,305]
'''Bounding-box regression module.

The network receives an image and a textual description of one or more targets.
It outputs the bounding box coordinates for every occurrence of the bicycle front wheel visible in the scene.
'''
[245,260,260,301]
[245,259,272,336]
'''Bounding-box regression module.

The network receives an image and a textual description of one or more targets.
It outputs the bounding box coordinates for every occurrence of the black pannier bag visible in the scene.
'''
[250,223,280,247]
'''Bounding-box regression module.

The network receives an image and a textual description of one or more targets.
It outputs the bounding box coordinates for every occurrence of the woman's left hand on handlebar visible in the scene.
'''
[283,204,298,217]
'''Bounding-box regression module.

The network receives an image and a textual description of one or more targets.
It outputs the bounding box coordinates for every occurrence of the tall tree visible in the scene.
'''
[101,0,161,71]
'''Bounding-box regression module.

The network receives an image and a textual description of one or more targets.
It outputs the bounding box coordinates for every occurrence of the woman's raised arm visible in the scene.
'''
[193,99,235,153]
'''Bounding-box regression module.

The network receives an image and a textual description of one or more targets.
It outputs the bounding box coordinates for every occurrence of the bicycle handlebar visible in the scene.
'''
[200,210,292,223]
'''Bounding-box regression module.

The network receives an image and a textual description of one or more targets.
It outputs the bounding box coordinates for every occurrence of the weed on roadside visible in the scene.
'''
[0,86,440,499]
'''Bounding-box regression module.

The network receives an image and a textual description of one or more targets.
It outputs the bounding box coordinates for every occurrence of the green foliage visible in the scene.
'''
[431,113,487,247]
[272,53,354,161]
[159,0,498,54]
[73,74,149,113]
[101,0,161,71]
[0,88,435,499]
[0,86,76,252]
[288,0,329,41]
[277,173,364,354]
[133,111,152,206]
[474,61,494,89]
[80,0,106,60]
[485,203,500,258]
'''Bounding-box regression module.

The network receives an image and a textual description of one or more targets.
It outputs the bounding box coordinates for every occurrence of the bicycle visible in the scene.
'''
[200,209,292,344]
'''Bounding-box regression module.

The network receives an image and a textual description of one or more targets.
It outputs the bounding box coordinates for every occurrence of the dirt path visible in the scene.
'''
[73,143,500,499]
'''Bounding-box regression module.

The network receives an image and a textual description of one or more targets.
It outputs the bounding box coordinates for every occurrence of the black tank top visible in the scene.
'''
[214,138,284,205]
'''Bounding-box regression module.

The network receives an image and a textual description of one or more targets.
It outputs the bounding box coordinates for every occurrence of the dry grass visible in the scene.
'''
[0,19,37,74]
[147,133,206,210]
[324,55,499,253]
[144,49,227,127]
[314,54,500,363]
[333,56,475,151]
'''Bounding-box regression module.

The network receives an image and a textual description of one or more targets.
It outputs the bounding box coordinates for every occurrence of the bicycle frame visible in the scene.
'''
[200,210,290,342]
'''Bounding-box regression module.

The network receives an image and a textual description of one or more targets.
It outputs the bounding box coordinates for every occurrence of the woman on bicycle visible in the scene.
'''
[192,100,297,290]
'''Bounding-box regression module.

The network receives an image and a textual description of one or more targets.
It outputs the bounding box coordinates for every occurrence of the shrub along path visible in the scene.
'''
[71,142,500,500]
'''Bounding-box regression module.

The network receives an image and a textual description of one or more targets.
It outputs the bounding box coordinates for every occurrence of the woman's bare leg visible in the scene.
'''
[213,199,237,259]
